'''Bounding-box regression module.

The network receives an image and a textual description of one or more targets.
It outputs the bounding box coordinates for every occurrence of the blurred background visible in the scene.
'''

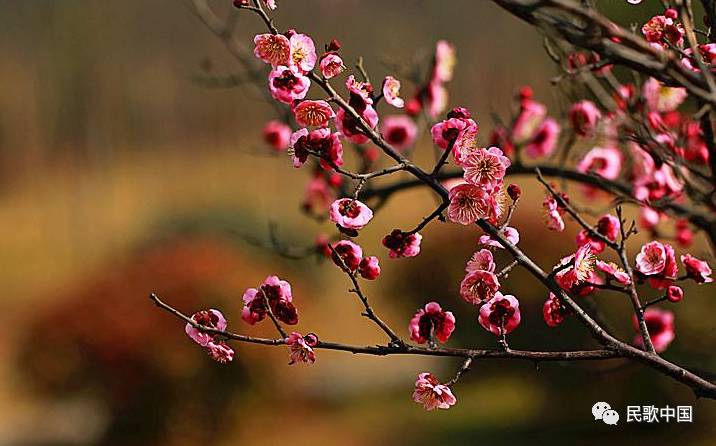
[0,0,714,445]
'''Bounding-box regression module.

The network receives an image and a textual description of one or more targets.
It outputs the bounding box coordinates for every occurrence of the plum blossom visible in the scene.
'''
[290,128,343,170]
[572,243,596,283]
[253,33,290,66]
[575,214,620,253]
[382,229,422,258]
[596,260,631,285]
[681,254,713,284]
[641,10,684,49]
[382,76,404,108]
[460,270,500,305]
[186,309,227,347]
[331,240,363,270]
[666,285,684,303]
[286,332,317,365]
[543,293,570,327]
[293,100,335,127]
[268,65,310,103]
[302,175,335,213]
[242,276,299,326]
[577,146,622,180]
[512,97,547,144]
[329,198,373,230]
[262,120,292,151]
[336,77,379,144]
[447,183,493,225]
[433,40,456,83]
[524,118,560,159]
[381,116,417,151]
[466,249,495,273]
[543,195,565,232]
[462,147,511,189]
[319,53,345,79]
[635,241,667,275]
[206,341,234,364]
[479,226,519,248]
[409,302,456,344]
[431,117,475,151]
[634,308,675,353]
[358,256,381,280]
[568,100,601,136]
[288,32,317,73]
[412,372,456,411]
[642,78,688,112]
[479,292,522,336]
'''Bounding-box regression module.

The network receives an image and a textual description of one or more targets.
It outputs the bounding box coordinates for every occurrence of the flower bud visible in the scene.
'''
[507,183,522,201]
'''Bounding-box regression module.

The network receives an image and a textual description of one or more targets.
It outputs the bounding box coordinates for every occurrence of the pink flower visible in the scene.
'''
[635,241,667,276]
[412,372,457,411]
[331,240,363,270]
[358,256,381,280]
[293,100,335,127]
[242,276,299,325]
[409,302,456,344]
[302,176,335,213]
[666,285,684,303]
[681,254,713,284]
[253,33,290,66]
[512,98,546,144]
[575,214,620,253]
[568,100,601,136]
[572,244,596,283]
[634,308,675,353]
[290,128,343,170]
[478,226,520,249]
[319,53,345,79]
[462,147,511,189]
[381,115,417,151]
[543,293,570,327]
[596,260,631,285]
[524,118,560,158]
[577,146,622,180]
[543,195,565,232]
[460,270,500,305]
[286,332,317,365]
[335,83,379,144]
[288,33,317,73]
[262,120,292,151]
[433,40,456,83]
[479,292,522,336]
[268,65,310,103]
[185,309,228,347]
[329,198,373,230]
[206,340,235,364]
[642,78,688,112]
[466,249,495,273]
[452,123,480,166]
[642,12,684,48]
[263,0,277,10]
[431,118,475,150]
[447,183,492,225]
[382,76,404,108]
[382,229,422,258]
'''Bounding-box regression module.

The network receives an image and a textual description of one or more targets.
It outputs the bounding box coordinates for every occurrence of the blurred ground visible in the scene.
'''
[0,1,714,445]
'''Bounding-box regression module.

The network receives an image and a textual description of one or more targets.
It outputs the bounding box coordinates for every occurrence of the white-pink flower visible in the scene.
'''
[447,183,492,225]
[478,226,520,249]
[329,198,373,230]
[642,78,688,112]
[319,53,345,79]
[288,33,317,73]
[462,146,511,189]
[253,33,290,66]
[466,249,495,273]
[568,100,601,136]
[286,332,317,365]
[412,372,457,411]
[293,100,335,127]
[636,241,668,276]
[382,76,404,108]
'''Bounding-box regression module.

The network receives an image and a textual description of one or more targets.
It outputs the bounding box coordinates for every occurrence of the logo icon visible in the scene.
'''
[592,402,619,425]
